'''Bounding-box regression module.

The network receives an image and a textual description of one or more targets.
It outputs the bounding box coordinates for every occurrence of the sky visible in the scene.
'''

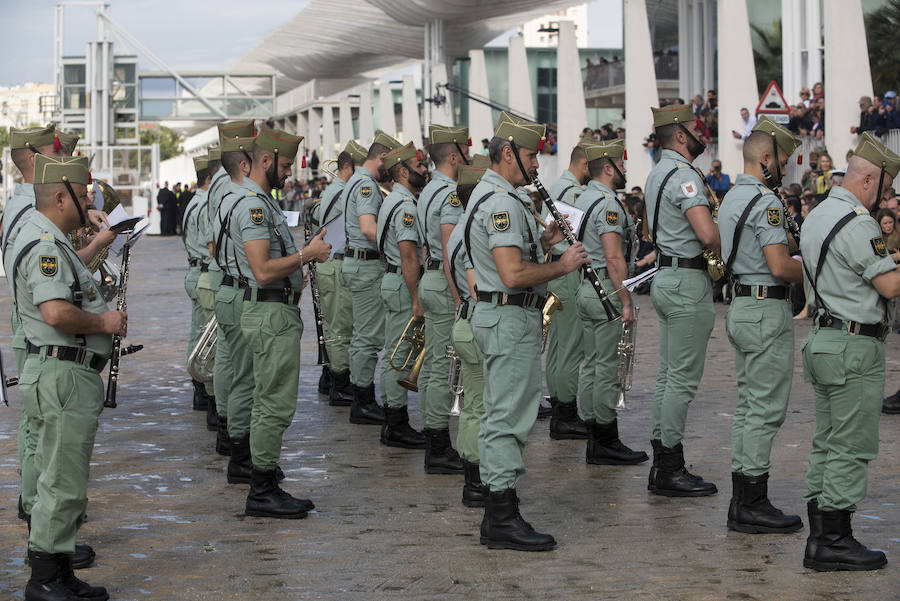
[0,0,622,87]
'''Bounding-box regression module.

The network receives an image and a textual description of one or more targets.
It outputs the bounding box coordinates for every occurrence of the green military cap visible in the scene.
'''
[457,165,486,186]
[10,124,57,150]
[207,146,222,161]
[373,129,402,151]
[193,155,209,172]
[254,124,303,160]
[752,115,802,157]
[217,120,255,141]
[383,141,419,171]
[494,111,546,152]
[854,132,900,178]
[58,131,80,155]
[344,139,368,164]
[221,135,256,153]
[429,124,470,146]
[582,139,626,161]
[651,104,695,128]
[33,154,90,185]
[471,155,491,169]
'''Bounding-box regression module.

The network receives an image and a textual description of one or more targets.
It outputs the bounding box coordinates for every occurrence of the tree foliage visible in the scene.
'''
[865,0,900,94]
[750,20,782,97]
[139,125,182,162]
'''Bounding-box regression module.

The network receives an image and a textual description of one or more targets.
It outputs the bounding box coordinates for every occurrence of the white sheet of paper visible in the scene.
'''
[622,267,658,291]
[554,200,585,237]
[319,215,345,258]
[107,204,132,227]
[283,211,300,227]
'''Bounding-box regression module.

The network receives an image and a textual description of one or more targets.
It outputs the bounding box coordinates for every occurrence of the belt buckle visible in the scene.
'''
[847,321,859,336]
[522,291,534,307]
[755,285,767,300]
[74,347,87,364]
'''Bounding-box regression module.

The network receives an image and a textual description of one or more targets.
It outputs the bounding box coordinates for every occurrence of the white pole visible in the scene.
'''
[556,20,587,178]
[358,83,375,143]
[624,0,660,190]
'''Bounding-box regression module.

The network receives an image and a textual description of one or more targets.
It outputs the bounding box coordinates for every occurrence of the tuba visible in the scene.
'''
[70,180,122,302]
[447,345,463,416]
[390,316,426,392]
[540,292,563,352]
[187,315,217,383]
[615,306,639,411]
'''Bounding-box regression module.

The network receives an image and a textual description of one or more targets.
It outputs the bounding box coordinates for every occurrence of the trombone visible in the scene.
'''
[390,316,426,392]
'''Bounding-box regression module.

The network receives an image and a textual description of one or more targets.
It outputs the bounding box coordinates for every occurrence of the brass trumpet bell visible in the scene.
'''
[540,292,564,352]
[390,316,426,392]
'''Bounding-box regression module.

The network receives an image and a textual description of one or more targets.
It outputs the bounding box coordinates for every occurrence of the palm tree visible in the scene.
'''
[750,20,782,96]
[865,0,900,94]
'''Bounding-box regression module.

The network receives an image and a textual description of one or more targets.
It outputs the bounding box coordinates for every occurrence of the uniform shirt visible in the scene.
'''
[575,179,635,272]
[800,185,896,324]
[376,185,421,268]
[542,169,583,255]
[314,178,346,227]
[343,166,383,251]
[417,170,462,261]
[464,168,546,296]
[447,215,472,301]
[203,167,231,277]
[644,148,710,258]
[213,182,247,278]
[229,177,303,290]
[11,210,111,357]
[182,188,210,263]
[718,174,788,287]
[3,183,35,262]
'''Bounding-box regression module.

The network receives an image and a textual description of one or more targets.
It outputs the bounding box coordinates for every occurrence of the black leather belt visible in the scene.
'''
[476,290,546,309]
[244,288,301,305]
[200,262,209,272]
[221,274,249,289]
[189,258,200,267]
[333,253,344,261]
[426,258,442,270]
[26,342,107,372]
[386,264,399,273]
[817,317,888,340]
[457,299,471,319]
[584,267,611,279]
[658,254,705,270]
[550,254,563,262]
[734,284,790,300]
[347,248,381,260]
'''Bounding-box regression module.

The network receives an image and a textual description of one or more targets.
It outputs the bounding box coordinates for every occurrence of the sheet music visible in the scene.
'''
[283,211,300,227]
[318,215,345,258]
[622,267,658,291]
[555,200,585,237]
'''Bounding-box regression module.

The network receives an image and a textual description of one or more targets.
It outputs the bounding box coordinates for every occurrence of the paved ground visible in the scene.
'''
[1,234,899,600]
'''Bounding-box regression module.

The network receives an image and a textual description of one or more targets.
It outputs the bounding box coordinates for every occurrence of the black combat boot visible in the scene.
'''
[805,509,887,571]
[727,473,802,533]
[586,419,649,465]
[727,472,741,524]
[380,406,426,449]
[215,416,231,457]
[318,365,333,398]
[883,389,900,414]
[479,489,556,551]
[653,443,717,497]
[329,370,354,407]
[191,379,207,411]
[25,551,83,601]
[647,439,662,491]
[245,468,313,519]
[537,396,554,419]
[349,384,384,425]
[424,428,464,474]
[227,434,253,484]
[803,500,823,568]
[58,553,108,600]
[549,400,589,439]
[70,545,95,570]
[205,394,218,432]
[462,461,488,508]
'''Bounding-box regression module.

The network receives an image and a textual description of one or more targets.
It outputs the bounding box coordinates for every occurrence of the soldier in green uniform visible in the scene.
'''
[376,142,429,449]
[341,130,401,424]
[574,140,648,466]
[800,133,900,571]
[543,145,590,439]
[14,154,126,601]
[447,165,489,506]
[314,140,367,406]
[718,117,804,534]
[465,112,588,551]
[230,125,330,518]
[644,104,719,497]
[416,124,469,473]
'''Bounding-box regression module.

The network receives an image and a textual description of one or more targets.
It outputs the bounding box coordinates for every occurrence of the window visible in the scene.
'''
[537,93,557,124]
[537,68,557,88]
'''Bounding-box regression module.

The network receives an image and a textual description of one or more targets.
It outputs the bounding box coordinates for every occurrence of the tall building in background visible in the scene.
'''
[0,83,55,128]
[520,4,589,48]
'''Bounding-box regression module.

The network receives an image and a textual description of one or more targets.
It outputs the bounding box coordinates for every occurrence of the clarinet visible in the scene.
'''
[761,165,801,246]
[303,218,330,366]
[105,241,143,408]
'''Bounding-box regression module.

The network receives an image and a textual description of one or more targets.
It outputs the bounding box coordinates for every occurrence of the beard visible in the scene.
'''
[686,134,706,159]
[408,169,427,190]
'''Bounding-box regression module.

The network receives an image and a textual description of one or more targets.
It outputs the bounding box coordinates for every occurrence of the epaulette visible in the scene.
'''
[41,232,54,241]
[855,206,869,216]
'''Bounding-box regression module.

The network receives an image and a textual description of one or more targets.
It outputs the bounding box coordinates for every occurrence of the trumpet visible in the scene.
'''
[187,315,217,382]
[540,292,564,352]
[447,345,463,416]
[321,158,339,179]
[615,306,639,411]
[390,316,426,392]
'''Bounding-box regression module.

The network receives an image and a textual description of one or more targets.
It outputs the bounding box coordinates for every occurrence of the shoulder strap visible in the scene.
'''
[3,205,33,258]
[214,192,239,270]
[578,197,607,242]
[342,178,366,247]
[463,191,496,267]
[724,192,764,273]
[557,184,576,202]
[651,167,680,250]
[378,200,405,256]
[508,192,538,264]
[10,239,39,306]
[181,202,200,246]
[321,185,344,227]
[613,196,635,264]
[449,238,465,294]
[802,211,858,319]
[261,195,294,290]
[422,184,450,252]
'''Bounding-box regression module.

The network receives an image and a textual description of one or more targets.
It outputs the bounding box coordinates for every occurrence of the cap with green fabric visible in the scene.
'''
[58,131,80,155]
[10,124,57,151]
[457,165,486,186]
[373,129,402,151]
[217,120,255,141]
[207,146,221,161]
[383,141,419,171]
[429,124,470,147]
[193,155,209,172]
[752,115,802,157]
[33,154,90,185]
[651,104,695,128]
[221,135,256,153]
[344,139,368,164]
[583,139,626,161]
[494,111,546,152]
[854,132,900,178]
[471,155,491,169]
[254,124,303,160]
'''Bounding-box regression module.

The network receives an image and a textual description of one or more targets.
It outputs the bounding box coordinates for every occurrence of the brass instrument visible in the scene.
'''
[71,180,122,302]
[540,292,564,352]
[187,315,217,382]
[700,178,726,281]
[390,316,426,392]
[321,158,339,179]
[447,345,463,416]
[615,306,639,411]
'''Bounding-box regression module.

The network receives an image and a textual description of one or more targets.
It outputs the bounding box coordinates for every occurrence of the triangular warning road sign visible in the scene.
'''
[756,81,790,114]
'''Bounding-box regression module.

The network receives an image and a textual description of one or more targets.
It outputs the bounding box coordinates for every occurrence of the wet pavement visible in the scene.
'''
[1,234,899,600]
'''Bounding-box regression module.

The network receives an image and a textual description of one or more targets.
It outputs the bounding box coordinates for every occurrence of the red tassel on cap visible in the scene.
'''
[537,137,546,151]
[467,137,472,147]
[87,172,93,184]
[53,133,62,151]
[416,150,422,161]
[797,152,803,165]
[623,149,628,160]
[301,155,307,168]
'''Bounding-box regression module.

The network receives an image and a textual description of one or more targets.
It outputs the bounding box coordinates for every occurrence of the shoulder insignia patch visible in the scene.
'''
[871,236,888,257]
[491,211,510,232]
[855,206,869,216]
[41,233,54,241]
[680,181,698,198]
[360,186,373,198]
[39,255,58,277]
[767,207,782,226]
[574,192,581,202]
[448,191,461,207]
[249,207,265,225]
[606,210,619,226]
[401,212,415,228]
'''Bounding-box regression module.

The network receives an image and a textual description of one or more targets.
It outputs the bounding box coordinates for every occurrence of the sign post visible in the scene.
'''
[755,80,791,125]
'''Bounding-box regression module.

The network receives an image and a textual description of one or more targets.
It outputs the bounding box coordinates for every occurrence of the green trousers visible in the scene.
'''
[472,303,542,491]
[649,267,714,448]
[317,257,353,374]
[546,268,584,405]
[184,265,203,363]
[419,269,455,429]
[20,356,102,554]
[341,257,385,387]
[241,298,303,470]
[452,312,484,463]
[380,271,414,409]
[216,284,254,437]
[576,277,622,425]
[12,309,37,515]
[198,270,226,412]
[725,296,794,476]
[802,326,884,512]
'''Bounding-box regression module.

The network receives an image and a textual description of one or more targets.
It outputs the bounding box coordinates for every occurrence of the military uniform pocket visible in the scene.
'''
[214,287,238,326]
[451,318,483,364]
[802,335,847,386]
[241,310,265,354]
[726,309,763,352]
[18,364,41,420]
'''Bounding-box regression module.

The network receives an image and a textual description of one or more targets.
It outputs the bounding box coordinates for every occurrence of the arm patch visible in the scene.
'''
[871,236,888,257]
